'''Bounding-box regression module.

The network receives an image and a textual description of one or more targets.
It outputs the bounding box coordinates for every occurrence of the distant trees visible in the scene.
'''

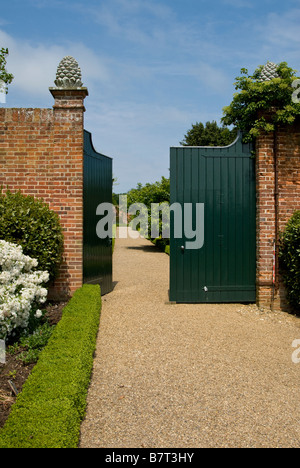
[126,177,170,208]
[0,48,13,95]
[125,177,170,239]
[180,120,237,147]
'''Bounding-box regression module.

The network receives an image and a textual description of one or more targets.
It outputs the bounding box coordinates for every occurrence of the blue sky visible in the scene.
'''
[1,0,300,193]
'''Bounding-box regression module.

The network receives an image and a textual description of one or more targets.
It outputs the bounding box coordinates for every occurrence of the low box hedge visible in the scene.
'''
[0,284,102,448]
[152,237,170,255]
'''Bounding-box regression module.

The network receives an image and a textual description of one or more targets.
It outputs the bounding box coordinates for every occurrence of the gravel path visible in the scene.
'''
[79,228,300,448]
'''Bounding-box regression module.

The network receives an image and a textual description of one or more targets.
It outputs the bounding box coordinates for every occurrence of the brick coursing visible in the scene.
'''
[0,88,88,300]
[256,118,300,310]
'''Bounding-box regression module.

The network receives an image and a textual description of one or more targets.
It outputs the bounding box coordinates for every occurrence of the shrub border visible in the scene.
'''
[279,210,300,312]
[0,284,101,448]
[152,237,170,255]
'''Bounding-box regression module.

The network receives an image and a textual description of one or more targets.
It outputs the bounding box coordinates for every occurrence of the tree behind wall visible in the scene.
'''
[180,121,237,147]
[0,48,13,95]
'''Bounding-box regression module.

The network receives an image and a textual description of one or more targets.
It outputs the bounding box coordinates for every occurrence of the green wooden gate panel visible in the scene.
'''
[83,130,113,295]
[169,133,256,303]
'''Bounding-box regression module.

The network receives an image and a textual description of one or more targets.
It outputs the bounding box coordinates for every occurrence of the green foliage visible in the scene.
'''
[17,322,55,365]
[152,237,170,255]
[126,177,170,239]
[0,189,64,282]
[7,315,54,365]
[127,176,170,207]
[0,285,102,448]
[222,62,300,142]
[279,211,300,312]
[180,120,237,146]
[0,48,13,93]
[112,192,119,206]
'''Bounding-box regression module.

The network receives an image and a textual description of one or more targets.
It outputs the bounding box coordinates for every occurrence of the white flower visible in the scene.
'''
[35,310,43,319]
[0,240,49,340]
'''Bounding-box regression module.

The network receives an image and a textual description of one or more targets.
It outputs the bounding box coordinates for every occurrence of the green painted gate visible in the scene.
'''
[169,133,256,303]
[83,130,113,295]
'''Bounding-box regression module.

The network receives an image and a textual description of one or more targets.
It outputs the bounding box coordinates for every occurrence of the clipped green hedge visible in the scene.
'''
[152,237,170,255]
[0,284,101,448]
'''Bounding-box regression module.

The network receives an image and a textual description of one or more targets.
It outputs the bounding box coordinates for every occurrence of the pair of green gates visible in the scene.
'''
[169,133,256,303]
[83,130,256,303]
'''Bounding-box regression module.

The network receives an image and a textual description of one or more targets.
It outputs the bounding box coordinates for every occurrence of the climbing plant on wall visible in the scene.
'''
[222,61,300,142]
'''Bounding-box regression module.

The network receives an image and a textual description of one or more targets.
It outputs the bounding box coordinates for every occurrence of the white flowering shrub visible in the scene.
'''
[0,240,49,340]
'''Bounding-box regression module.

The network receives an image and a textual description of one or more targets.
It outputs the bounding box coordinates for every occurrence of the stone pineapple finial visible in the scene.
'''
[258,61,280,82]
[54,56,83,88]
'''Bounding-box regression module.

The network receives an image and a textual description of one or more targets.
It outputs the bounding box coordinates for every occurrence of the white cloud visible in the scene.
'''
[254,8,300,66]
[0,20,233,192]
[0,29,110,99]
[84,99,217,193]
[263,9,300,47]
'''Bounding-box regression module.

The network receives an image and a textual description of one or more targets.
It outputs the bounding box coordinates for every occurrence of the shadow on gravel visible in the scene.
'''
[126,245,160,253]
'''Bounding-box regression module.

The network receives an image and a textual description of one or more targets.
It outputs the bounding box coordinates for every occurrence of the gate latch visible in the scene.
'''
[203,286,208,292]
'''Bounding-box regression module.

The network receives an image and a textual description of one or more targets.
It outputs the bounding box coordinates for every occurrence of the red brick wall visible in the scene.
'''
[0,88,88,300]
[1,91,299,310]
[277,122,300,228]
[256,118,300,310]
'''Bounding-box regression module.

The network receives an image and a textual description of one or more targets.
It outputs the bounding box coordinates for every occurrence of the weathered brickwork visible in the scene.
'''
[0,88,88,300]
[256,118,300,310]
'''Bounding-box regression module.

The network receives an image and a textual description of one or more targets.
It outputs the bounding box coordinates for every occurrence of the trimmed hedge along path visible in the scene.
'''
[0,285,101,449]
[80,228,300,448]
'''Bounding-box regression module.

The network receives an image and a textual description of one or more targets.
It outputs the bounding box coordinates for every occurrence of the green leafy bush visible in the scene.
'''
[279,211,300,312]
[127,177,170,210]
[0,284,102,448]
[17,322,55,365]
[222,62,300,142]
[0,189,64,282]
[126,177,170,240]
[153,237,169,251]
